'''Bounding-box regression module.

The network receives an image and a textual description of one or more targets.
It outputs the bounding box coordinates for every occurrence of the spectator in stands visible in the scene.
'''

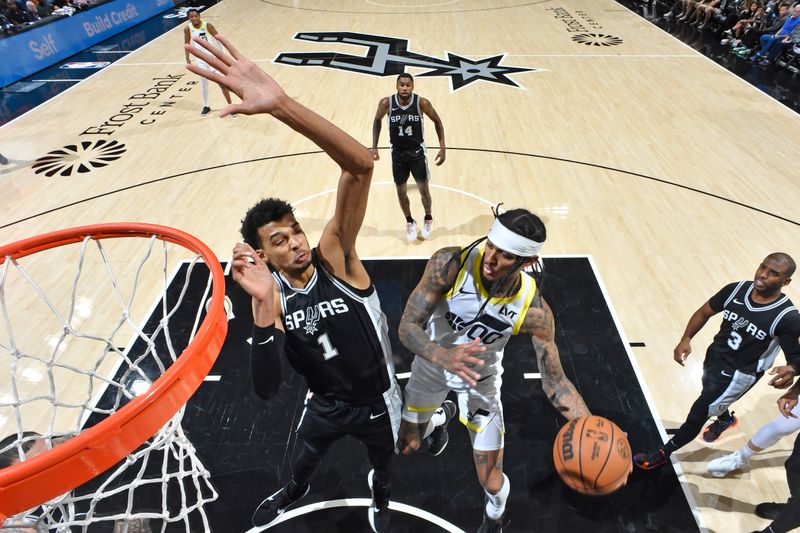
[751,3,800,64]
[677,0,718,24]
[723,2,765,46]
[3,0,30,25]
[24,0,40,20]
[731,2,788,55]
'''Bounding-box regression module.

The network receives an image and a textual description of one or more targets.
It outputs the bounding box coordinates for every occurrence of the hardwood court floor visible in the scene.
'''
[1,1,799,532]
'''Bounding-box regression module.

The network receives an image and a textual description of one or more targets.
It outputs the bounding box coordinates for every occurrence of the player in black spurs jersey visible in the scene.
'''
[634,253,800,471]
[185,36,399,533]
[371,73,446,242]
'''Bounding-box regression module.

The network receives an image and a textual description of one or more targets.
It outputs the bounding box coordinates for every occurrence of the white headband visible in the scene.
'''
[487,218,543,257]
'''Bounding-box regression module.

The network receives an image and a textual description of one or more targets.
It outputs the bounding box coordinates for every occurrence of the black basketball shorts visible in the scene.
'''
[391,147,429,185]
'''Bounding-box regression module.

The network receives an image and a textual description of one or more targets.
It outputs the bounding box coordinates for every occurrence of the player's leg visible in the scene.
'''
[350,383,401,533]
[399,356,451,454]
[410,157,433,238]
[462,380,507,532]
[252,394,344,526]
[392,151,416,240]
[708,402,800,476]
[755,432,800,532]
[635,360,757,469]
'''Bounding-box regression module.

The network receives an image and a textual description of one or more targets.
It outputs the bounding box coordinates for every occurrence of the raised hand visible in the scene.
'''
[185,35,287,117]
[231,242,274,302]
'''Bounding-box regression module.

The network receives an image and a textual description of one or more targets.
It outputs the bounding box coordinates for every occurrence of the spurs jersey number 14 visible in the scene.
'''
[427,246,538,380]
[388,94,425,150]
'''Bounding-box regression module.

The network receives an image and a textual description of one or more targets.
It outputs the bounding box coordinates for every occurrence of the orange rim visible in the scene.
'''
[0,223,227,520]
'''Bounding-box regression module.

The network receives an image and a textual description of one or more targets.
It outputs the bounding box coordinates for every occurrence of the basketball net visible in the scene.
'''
[0,224,227,531]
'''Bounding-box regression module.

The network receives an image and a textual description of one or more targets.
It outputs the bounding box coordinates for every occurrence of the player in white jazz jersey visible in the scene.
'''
[397,207,591,533]
[183,9,232,115]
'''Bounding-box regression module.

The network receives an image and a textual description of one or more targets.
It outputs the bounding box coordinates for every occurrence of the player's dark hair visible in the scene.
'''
[0,432,41,469]
[397,73,414,83]
[240,198,295,250]
[187,8,199,15]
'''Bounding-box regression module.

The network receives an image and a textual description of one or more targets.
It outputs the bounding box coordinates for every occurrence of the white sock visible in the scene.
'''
[739,443,755,462]
[200,78,209,107]
[485,473,510,520]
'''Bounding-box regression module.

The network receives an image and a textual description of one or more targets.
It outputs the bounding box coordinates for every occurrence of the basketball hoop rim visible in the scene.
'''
[0,223,228,521]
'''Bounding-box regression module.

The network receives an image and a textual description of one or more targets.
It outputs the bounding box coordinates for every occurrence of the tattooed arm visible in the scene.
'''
[520,296,590,419]
[398,247,486,386]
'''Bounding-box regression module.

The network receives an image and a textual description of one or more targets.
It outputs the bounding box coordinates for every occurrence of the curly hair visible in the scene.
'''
[240,198,295,250]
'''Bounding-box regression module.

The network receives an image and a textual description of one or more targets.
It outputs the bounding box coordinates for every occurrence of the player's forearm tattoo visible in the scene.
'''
[525,298,590,419]
[399,248,460,364]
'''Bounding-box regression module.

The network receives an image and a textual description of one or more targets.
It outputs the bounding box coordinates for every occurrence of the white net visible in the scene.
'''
[0,229,222,532]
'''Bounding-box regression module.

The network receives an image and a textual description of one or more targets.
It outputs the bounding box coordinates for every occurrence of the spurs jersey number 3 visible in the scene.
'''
[427,247,537,379]
[275,249,394,403]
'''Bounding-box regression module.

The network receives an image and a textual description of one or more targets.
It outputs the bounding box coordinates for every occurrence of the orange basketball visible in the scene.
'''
[553,415,631,496]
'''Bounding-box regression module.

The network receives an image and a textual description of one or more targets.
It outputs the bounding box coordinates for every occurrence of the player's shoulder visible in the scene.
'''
[430,246,462,264]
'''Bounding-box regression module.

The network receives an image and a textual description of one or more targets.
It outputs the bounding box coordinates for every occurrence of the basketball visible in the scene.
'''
[553,415,631,496]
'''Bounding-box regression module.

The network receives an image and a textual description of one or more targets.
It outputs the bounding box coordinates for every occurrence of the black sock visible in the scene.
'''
[405,215,414,223]
[424,213,432,221]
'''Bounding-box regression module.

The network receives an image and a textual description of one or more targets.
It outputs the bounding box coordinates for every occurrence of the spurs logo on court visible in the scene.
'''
[275,32,539,91]
[32,140,126,177]
[571,33,624,47]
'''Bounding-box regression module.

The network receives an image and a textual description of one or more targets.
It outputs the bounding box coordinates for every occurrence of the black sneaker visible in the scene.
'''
[703,412,738,442]
[201,106,211,116]
[367,469,390,532]
[755,502,784,520]
[251,480,310,527]
[477,496,506,533]
[425,399,457,456]
[633,447,669,470]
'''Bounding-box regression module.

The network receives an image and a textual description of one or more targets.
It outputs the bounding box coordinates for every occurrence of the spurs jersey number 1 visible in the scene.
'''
[427,246,537,379]
[275,249,395,403]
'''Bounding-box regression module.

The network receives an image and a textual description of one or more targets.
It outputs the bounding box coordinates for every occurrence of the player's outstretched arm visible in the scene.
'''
[186,36,374,280]
[371,97,389,161]
[521,297,590,419]
[399,247,486,386]
[420,97,445,165]
[673,301,716,366]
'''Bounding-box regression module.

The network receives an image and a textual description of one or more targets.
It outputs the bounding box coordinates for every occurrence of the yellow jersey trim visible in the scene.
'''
[444,247,470,299]
[407,405,441,413]
[512,277,537,334]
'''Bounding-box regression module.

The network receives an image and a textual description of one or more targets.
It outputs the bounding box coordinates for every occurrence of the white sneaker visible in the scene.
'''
[406,221,418,241]
[421,218,433,239]
[707,450,748,477]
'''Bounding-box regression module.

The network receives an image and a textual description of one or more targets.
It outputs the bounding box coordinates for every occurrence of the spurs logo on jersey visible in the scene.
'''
[724,312,767,340]
[426,246,537,380]
[283,298,350,334]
